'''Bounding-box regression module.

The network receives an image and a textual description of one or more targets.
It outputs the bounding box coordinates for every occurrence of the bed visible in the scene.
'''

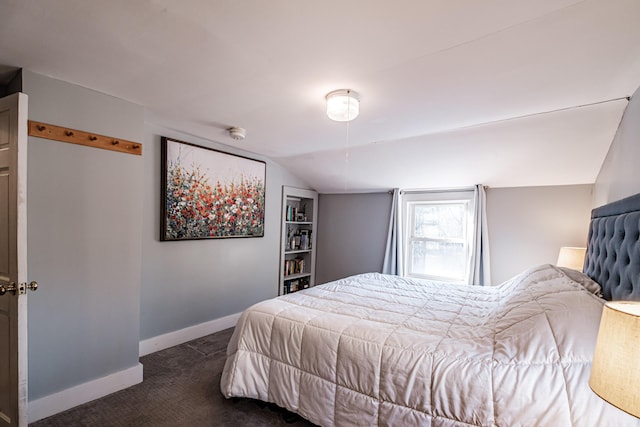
[220,193,640,426]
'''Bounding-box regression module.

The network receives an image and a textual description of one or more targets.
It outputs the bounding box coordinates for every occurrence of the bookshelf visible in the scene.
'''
[279,186,318,295]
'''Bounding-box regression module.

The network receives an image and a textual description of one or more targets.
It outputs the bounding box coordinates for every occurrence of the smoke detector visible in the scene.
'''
[228,127,246,141]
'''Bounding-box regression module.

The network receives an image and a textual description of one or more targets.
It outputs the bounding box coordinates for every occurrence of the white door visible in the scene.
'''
[0,92,29,427]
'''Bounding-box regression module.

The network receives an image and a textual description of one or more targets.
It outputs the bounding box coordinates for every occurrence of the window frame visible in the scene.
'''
[400,189,476,284]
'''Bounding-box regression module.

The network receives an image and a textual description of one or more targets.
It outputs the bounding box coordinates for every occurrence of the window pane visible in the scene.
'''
[410,240,466,280]
[413,203,465,239]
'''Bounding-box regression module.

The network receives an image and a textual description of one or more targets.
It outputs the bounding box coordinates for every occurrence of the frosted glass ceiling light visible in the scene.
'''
[326,89,359,122]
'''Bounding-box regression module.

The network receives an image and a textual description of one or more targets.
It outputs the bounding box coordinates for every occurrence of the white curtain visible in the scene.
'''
[383,186,490,284]
[382,188,403,275]
[470,184,491,285]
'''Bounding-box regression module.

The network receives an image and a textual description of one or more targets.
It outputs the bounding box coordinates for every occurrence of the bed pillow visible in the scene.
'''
[558,266,602,296]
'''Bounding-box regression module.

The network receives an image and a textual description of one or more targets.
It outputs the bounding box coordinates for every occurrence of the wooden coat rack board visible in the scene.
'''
[28,120,142,156]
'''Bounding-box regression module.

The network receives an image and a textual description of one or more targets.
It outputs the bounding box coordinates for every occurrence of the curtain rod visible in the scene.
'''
[399,186,479,195]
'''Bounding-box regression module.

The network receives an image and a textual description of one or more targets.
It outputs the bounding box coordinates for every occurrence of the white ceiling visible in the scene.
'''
[1,0,639,193]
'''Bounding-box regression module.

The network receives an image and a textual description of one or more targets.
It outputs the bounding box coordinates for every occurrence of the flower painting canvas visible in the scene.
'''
[161,137,266,240]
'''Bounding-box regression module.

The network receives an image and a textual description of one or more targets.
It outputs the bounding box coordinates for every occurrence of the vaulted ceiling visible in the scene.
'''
[1,0,639,192]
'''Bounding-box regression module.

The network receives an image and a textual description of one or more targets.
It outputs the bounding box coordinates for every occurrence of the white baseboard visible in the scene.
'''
[138,312,241,357]
[27,314,241,423]
[28,362,143,423]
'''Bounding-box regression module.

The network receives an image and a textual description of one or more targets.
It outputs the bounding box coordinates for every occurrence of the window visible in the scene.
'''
[401,190,475,283]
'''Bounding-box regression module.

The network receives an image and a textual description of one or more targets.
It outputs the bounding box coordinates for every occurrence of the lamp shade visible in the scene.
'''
[326,89,359,122]
[590,301,640,418]
[556,246,586,270]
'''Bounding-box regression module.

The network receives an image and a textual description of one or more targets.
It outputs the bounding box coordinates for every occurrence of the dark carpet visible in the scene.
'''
[30,328,317,427]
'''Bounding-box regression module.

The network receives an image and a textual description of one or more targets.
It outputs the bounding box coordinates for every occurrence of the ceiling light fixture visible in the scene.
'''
[326,89,360,122]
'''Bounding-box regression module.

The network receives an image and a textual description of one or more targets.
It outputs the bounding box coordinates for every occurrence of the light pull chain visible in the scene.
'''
[344,90,351,192]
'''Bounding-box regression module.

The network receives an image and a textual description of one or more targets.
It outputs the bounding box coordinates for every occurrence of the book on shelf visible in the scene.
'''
[284,257,305,276]
[284,276,310,294]
[283,279,299,294]
[286,204,308,222]
[286,205,297,222]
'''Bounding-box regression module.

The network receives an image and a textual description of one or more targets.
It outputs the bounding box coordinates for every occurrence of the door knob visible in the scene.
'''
[0,281,38,295]
[0,282,18,296]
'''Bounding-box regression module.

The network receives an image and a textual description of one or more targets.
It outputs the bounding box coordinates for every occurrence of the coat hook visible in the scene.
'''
[65,130,74,136]
[37,125,46,131]
[89,135,98,141]
[111,140,119,145]
[132,145,140,149]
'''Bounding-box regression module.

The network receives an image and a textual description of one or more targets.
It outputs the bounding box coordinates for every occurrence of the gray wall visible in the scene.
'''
[139,124,308,339]
[486,185,593,284]
[22,69,311,402]
[23,70,144,400]
[315,192,391,284]
[593,87,640,206]
[315,186,593,287]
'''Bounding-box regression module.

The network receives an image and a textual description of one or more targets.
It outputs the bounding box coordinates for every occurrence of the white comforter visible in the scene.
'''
[220,265,637,426]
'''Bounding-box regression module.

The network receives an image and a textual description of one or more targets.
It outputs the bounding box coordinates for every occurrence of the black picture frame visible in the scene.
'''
[160,137,266,240]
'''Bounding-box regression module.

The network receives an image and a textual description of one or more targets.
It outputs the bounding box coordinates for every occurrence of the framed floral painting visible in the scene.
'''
[160,137,266,240]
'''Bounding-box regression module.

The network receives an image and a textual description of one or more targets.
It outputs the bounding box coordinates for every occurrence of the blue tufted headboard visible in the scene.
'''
[583,192,640,301]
